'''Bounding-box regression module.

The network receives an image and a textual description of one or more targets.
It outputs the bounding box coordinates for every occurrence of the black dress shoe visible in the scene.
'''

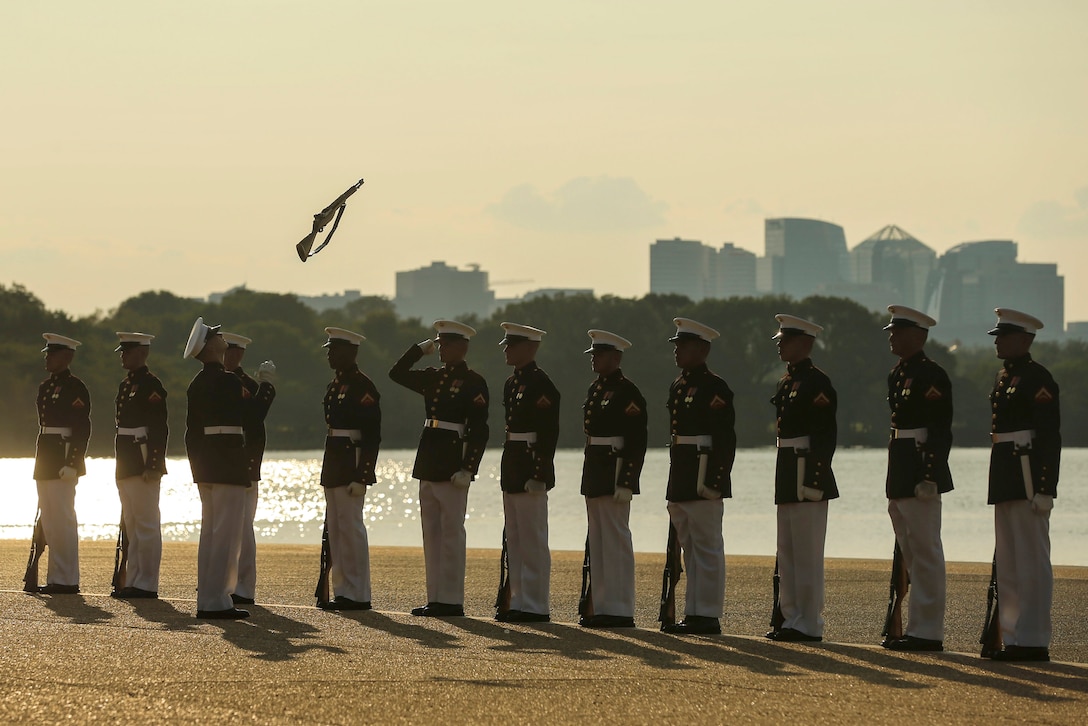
[319,596,372,611]
[420,603,464,617]
[37,584,80,595]
[662,616,721,635]
[495,609,520,622]
[884,635,943,652]
[992,645,1050,662]
[196,608,251,620]
[111,587,158,599]
[770,627,821,642]
[580,614,636,629]
[504,611,550,623]
[411,602,438,616]
[231,594,255,605]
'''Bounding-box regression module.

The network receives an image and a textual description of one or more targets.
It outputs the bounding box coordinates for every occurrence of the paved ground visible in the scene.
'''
[2,542,1085,724]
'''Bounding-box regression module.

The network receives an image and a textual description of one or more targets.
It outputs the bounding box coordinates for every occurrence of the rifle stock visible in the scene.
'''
[111,517,129,592]
[770,556,784,631]
[980,554,1002,657]
[23,508,46,593]
[314,518,331,604]
[881,542,909,642]
[658,523,682,628]
[495,528,512,615]
[296,178,365,261]
[578,535,593,618]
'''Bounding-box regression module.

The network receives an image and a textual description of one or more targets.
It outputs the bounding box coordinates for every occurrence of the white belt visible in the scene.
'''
[328,428,362,441]
[891,427,928,443]
[776,436,811,449]
[587,435,625,449]
[117,426,149,438]
[672,434,712,447]
[423,419,465,436]
[992,429,1035,445]
[204,426,244,435]
[506,432,537,443]
[40,427,72,437]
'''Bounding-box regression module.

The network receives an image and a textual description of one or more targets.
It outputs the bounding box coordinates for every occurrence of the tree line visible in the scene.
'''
[2,282,1084,457]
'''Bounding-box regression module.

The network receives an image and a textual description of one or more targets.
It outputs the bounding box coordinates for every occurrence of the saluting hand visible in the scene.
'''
[417,339,437,356]
[256,360,276,383]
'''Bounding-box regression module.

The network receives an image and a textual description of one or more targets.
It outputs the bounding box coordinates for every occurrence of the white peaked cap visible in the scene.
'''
[989,308,1044,336]
[183,317,221,359]
[883,305,937,331]
[772,314,823,340]
[585,329,632,354]
[41,333,82,352]
[323,327,366,347]
[433,319,476,340]
[114,332,155,351]
[499,322,546,345]
[669,317,720,343]
[220,332,252,349]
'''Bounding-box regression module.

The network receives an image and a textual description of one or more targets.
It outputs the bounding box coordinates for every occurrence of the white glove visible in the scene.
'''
[613,486,633,503]
[347,481,367,497]
[418,339,437,355]
[256,360,276,383]
[525,479,548,494]
[914,481,939,500]
[451,469,473,489]
[142,469,163,485]
[801,486,823,502]
[697,482,721,500]
[59,466,78,484]
[1031,493,1054,516]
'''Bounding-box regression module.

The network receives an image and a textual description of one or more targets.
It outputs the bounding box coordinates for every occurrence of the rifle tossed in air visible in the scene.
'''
[658,523,683,630]
[23,507,47,593]
[980,554,1002,658]
[295,178,365,261]
[881,541,909,645]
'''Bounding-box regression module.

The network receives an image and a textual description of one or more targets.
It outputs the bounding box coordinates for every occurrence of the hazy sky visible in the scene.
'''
[3,2,1087,320]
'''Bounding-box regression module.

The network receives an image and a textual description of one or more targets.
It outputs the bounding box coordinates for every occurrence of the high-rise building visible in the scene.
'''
[925,241,1064,345]
[717,243,757,298]
[394,261,495,323]
[848,225,937,312]
[762,218,848,298]
[650,238,716,300]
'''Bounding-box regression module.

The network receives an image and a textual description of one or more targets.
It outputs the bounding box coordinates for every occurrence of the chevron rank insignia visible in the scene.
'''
[72,397,86,408]
[1035,387,1054,403]
[473,393,487,407]
[624,402,642,416]
[361,393,376,406]
[813,392,831,407]
[536,395,553,409]
[709,394,729,409]
[924,386,943,401]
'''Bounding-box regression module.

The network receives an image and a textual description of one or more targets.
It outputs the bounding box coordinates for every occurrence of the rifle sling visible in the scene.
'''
[307,204,347,258]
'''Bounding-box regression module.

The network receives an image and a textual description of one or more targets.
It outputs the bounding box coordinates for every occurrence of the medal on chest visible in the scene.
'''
[789,381,800,400]
[902,378,912,398]
[684,387,697,404]
[337,384,348,402]
[1006,376,1020,396]
[602,390,613,407]
[515,384,525,402]
[450,379,463,395]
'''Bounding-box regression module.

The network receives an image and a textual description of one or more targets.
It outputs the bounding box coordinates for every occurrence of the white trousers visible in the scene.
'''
[888,496,946,641]
[116,475,162,592]
[419,480,468,605]
[667,499,725,619]
[586,496,635,618]
[325,485,372,602]
[777,501,828,637]
[36,479,80,587]
[995,500,1052,648]
[197,483,246,612]
[503,491,551,615]
[233,482,259,600]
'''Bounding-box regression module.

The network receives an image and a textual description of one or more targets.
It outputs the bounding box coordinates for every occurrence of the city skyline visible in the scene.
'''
[3,3,1086,318]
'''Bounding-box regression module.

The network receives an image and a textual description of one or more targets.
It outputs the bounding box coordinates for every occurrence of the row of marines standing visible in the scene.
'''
[27,305,1060,661]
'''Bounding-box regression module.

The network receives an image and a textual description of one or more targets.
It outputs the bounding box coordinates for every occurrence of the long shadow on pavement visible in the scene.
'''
[198,605,348,662]
[37,594,114,625]
[328,610,462,651]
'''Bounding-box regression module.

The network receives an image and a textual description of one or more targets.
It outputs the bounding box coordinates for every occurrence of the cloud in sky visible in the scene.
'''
[487,176,667,234]
[1017,186,1088,240]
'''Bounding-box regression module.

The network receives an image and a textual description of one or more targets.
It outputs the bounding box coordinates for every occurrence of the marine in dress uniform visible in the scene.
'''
[662,318,736,636]
[111,332,168,599]
[880,306,953,651]
[184,317,267,619]
[579,330,647,629]
[494,323,559,624]
[318,327,381,611]
[767,314,837,643]
[221,332,277,605]
[32,333,91,594]
[984,308,1060,662]
[389,320,490,617]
